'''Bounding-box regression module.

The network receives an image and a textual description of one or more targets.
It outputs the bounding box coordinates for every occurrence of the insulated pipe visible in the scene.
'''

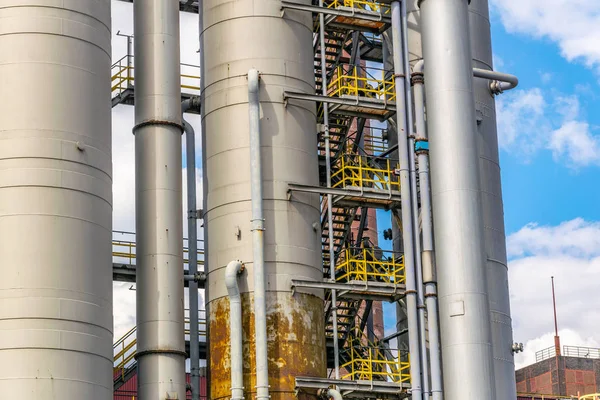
[419,0,496,399]
[412,59,443,400]
[134,1,186,398]
[391,2,422,399]
[320,388,343,400]
[401,2,430,397]
[182,96,201,400]
[248,68,270,400]
[226,260,245,400]
[473,67,519,94]
[319,0,341,379]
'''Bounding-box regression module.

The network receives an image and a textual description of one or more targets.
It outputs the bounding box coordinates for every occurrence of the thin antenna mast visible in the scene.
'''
[552,276,561,356]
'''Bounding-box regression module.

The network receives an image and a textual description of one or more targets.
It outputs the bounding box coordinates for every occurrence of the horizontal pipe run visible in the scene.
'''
[473,68,519,94]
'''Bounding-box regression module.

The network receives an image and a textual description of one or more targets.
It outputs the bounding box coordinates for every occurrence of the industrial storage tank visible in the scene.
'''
[0,1,113,399]
[200,1,325,399]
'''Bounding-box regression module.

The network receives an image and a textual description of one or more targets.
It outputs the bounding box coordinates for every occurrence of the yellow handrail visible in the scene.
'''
[112,238,203,267]
[336,247,405,284]
[111,55,201,100]
[331,153,400,192]
[580,395,600,400]
[113,310,207,381]
[326,0,391,15]
[340,335,410,383]
[328,65,395,102]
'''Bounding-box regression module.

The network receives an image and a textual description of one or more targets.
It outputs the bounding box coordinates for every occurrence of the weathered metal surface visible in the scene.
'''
[210,293,326,400]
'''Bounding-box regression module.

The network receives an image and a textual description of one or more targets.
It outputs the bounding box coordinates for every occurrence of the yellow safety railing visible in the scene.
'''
[364,127,389,154]
[328,65,395,102]
[580,395,600,400]
[326,0,391,14]
[331,153,400,192]
[112,232,203,267]
[336,247,405,284]
[113,310,207,380]
[341,335,410,383]
[111,55,201,100]
[113,325,137,381]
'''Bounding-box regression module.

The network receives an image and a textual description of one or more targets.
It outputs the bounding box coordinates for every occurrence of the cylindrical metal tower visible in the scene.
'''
[200,1,325,399]
[0,1,113,398]
[469,1,518,398]
[419,0,496,399]
[134,1,186,398]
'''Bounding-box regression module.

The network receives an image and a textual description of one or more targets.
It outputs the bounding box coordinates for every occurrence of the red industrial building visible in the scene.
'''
[516,345,600,398]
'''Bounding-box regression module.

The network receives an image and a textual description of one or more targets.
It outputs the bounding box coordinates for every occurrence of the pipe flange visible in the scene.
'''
[411,72,424,85]
[132,119,185,135]
[135,349,188,360]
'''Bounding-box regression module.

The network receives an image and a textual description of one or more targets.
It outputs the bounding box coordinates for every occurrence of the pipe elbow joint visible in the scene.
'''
[319,389,343,400]
[248,69,260,96]
[225,260,244,298]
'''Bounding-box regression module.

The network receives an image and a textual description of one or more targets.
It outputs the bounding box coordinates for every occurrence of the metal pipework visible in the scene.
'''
[0,1,113,398]
[412,59,443,400]
[134,1,186,398]
[468,0,518,398]
[473,68,519,94]
[401,2,430,396]
[182,96,202,400]
[226,260,245,400]
[391,2,423,399]
[319,388,343,400]
[319,0,341,380]
[419,0,496,399]
[248,68,270,400]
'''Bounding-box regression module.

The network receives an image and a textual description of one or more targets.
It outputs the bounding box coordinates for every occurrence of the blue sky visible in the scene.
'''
[110,0,600,369]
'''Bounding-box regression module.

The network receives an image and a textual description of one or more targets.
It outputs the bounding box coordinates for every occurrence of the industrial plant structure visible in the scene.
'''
[0,0,524,399]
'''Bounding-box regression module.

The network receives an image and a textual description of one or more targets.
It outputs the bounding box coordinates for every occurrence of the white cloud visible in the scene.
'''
[497,88,548,153]
[490,0,600,71]
[540,71,553,84]
[508,219,600,368]
[548,120,600,167]
[497,89,600,167]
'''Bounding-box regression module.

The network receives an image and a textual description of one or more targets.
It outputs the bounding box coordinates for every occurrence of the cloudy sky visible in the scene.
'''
[111,1,600,370]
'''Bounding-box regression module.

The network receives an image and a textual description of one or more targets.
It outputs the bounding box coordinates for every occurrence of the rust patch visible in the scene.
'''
[209,293,326,400]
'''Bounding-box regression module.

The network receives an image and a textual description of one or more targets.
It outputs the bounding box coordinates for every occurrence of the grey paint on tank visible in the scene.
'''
[0,1,113,398]
[469,1,518,398]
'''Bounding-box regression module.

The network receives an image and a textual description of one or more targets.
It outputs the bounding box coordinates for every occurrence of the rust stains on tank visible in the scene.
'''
[209,292,325,400]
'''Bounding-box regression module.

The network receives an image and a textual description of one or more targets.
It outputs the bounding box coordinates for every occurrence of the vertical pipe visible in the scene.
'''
[134,1,186,399]
[401,1,430,396]
[0,1,113,398]
[248,69,270,400]
[419,0,496,399]
[319,0,341,379]
[467,1,517,397]
[182,98,201,400]
[413,60,443,400]
[391,2,422,399]
[226,260,245,400]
